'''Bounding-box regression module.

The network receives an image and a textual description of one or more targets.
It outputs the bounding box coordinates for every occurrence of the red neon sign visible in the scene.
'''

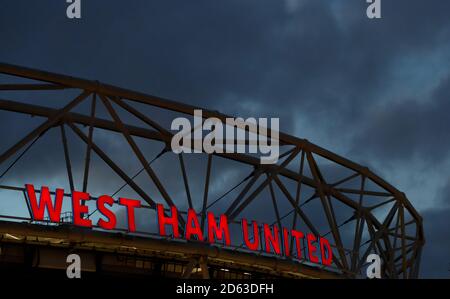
[25,184,333,266]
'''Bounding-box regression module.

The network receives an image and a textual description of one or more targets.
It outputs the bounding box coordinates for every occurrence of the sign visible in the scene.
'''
[24,184,333,266]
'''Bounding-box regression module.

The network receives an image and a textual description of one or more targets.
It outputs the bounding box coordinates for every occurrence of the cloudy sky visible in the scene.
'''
[0,0,449,278]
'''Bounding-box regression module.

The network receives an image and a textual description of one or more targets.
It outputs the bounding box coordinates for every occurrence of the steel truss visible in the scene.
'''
[0,63,424,278]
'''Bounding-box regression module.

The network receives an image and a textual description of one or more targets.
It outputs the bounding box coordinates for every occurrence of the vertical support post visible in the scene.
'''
[179,154,193,209]
[290,150,305,255]
[60,124,75,192]
[201,155,212,231]
[82,93,97,193]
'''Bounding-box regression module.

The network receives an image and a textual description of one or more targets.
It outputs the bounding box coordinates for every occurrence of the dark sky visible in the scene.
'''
[0,0,449,278]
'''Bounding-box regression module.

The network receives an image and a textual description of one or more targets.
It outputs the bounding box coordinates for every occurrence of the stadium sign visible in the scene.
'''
[24,184,333,266]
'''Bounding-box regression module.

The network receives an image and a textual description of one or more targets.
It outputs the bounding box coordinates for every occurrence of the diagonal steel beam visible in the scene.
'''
[60,124,75,192]
[267,175,283,253]
[109,97,171,138]
[227,148,300,220]
[100,97,171,203]
[351,176,366,273]
[0,91,90,165]
[290,150,305,255]
[82,94,97,193]
[100,95,186,229]
[201,155,212,231]
[272,175,345,271]
[68,121,156,208]
[178,154,193,210]
[224,168,262,217]
[306,151,349,270]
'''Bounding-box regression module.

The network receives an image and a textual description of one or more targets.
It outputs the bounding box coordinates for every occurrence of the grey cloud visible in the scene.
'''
[349,75,450,166]
[420,180,450,278]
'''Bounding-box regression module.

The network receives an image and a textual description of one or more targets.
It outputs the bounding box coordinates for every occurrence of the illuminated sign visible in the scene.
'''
[24,184,333,266]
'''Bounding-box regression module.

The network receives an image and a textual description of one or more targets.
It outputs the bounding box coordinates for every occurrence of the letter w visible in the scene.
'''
[25,184,64,222]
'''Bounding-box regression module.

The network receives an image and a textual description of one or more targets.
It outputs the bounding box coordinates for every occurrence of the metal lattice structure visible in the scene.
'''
[0,63,424,278]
